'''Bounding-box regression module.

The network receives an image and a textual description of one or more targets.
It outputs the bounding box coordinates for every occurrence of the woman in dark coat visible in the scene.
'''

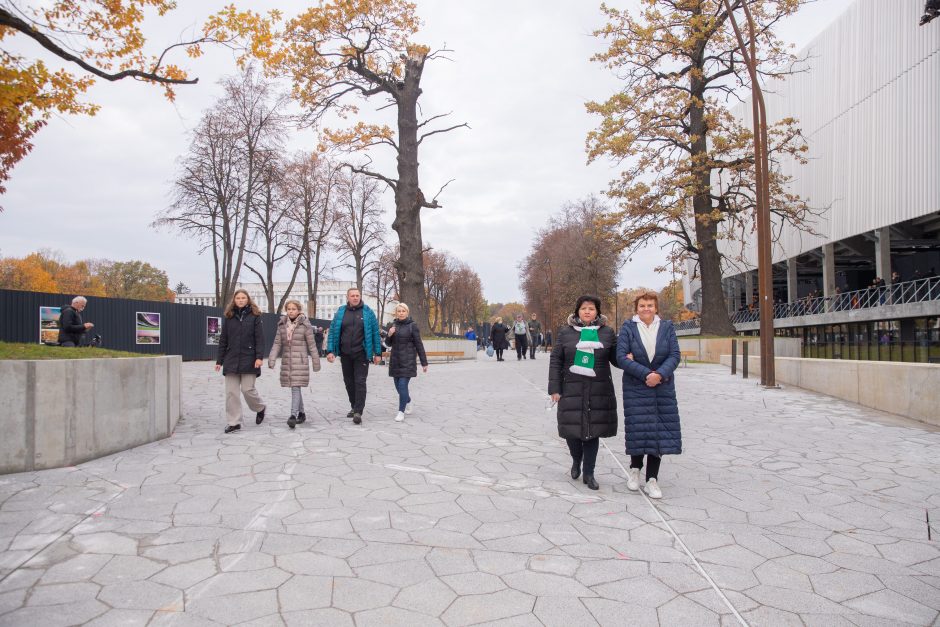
[215,289,266,434]
[385,303,428,422]
[490,317,510,361]
[548,295,619,490]
[616,291,682,499]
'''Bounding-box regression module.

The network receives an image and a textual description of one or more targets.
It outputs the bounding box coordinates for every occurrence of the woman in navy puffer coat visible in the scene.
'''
[616,292,682,499]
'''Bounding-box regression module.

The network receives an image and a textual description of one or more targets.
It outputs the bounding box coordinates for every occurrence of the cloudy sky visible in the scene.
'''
[1,0,854,303]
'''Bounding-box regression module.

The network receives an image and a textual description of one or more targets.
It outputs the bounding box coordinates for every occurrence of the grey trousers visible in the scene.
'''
[225,374,265,426]
[291,387,305,416]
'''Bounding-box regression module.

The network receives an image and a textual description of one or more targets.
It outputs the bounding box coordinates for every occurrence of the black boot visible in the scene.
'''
[570,458,581,480]
[287,415,296,429]
[255,408,265,425]
[583,474,599,490]
[346,409,355,418]
[297,411,306,424]
[352,412,362,425]
[224,424,241,434]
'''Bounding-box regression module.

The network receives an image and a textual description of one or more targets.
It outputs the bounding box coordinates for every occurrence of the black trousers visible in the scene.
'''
[529,338,538,359]
[515,334,528,359]
[566,438,599,475]
[340,353,370,413]
[495,348,504,360]
[630,454,661,480]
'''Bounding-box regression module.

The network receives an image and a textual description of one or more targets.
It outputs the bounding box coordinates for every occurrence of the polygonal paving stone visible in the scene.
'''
[277,552,353,576]
[440,588,535,626]
[282,608,354,626]
[0,599,108,626]
[503,571,595,597]
[70,532,138,555]
[592,574,676,606]
[27,582,101,606]
[150,558,217,589]
[277,575,333,612]
[187,590,279,624]
[92,556,165,585]
[330,577,398,612]
[393,577,457,617]
[84,609,154,626]
[809,570,884,602]
[355,559,435,587]
[657,595,721,626]
[98,580,183,611]
[533,596,597,627]
[188,567,290,598]
[843,589,938,625]
[355,606,444,627]
[441,571,506,595]
[582,598,658,627]
[39,553,111,584]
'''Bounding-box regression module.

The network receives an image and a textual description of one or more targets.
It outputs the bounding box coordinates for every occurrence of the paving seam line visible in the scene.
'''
[0,461,132,586]
[509,364,750,626]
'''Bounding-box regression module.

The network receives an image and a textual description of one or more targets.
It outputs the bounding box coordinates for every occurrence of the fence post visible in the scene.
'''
[731,339,737,375]
[742,341,749,379]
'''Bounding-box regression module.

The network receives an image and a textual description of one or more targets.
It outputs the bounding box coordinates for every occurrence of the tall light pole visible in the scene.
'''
[723,0,776,387]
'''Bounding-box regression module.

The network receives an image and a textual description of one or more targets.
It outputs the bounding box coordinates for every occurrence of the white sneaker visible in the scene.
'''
[626,468,640,491]
[645,478,662,499]
[395,411,405,422]
[404,402,413,415]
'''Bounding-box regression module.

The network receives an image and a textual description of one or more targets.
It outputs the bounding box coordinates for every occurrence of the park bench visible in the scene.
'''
[382,350,466,363]
[680,350,697,367]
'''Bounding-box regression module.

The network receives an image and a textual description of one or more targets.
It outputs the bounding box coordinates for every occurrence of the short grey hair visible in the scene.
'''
[72,296,87,306]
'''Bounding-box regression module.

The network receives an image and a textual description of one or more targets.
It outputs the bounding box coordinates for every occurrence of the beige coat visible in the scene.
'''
[268,314,321,387]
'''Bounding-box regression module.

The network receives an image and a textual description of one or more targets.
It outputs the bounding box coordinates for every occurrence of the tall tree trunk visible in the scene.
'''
[690,69,735,336]
[392,56,430,333]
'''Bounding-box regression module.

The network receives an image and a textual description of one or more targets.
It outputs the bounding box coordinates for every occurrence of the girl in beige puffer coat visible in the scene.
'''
[268,300,321,429]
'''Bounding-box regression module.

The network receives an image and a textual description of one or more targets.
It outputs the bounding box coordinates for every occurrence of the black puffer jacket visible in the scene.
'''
[548,315,619,440]
[490,323,510,350]
[385,317,428,378]
[217,306,264,376]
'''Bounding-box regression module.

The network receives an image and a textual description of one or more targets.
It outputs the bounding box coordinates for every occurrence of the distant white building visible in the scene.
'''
[175,279,397,324]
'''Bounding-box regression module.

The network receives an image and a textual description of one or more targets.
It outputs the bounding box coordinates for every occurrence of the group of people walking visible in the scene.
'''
[548,292,682,498]
[489,312,544,361]
[216,287,428,432]
[216,285,681,499]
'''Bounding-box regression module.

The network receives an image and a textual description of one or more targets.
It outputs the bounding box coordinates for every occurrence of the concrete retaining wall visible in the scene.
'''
[718,354,940,427]
[678,337,801,363]
[0,356,181,474]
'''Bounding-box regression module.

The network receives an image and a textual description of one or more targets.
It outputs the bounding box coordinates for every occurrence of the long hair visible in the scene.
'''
[224,289,261,318]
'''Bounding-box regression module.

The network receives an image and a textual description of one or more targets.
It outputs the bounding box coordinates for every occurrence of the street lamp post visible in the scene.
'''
[723,0,776,387]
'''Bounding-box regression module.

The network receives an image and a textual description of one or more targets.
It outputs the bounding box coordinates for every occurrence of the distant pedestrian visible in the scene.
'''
[268,300,321,430]
[548,295,619,491]
[527,313,542,360]
[385,303,428,422]
[544,330,552,353]
[465,327,477,341]
[216,289,266,434]
[616,292,682,499]
[57,296,94,347]
[490,317,510,361]
[512,313,530,360]
[326,287,382,424]
[314,326,325,357]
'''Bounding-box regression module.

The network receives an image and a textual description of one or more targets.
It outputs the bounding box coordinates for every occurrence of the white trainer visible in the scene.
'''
[404,402,413,415]
[626,468,640,491]
[645,478,662,499]
[395,411,405,422]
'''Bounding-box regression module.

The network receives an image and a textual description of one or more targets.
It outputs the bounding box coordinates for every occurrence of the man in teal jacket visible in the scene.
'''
[326,287,382,424]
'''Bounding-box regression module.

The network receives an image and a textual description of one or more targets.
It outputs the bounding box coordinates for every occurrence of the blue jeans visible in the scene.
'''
[393,377,411,412]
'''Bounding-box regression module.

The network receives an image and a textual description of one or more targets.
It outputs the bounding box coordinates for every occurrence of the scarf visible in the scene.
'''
[286,316,298,342]
[569,316,605,377]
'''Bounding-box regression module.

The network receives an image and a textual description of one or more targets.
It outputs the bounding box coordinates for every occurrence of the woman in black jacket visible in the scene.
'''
[215,289,267,434]
[548,295,619,490]
[385,303,428,422]
[490,317,510,361]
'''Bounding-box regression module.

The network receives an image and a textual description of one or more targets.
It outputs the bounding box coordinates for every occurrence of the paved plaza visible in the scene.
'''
[0,356,938,626]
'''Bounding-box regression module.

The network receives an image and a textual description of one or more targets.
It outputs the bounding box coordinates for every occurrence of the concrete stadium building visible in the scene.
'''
[682,0,940,362]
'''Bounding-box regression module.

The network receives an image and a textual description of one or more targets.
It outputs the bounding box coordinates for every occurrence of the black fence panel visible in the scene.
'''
[0,289,330,361]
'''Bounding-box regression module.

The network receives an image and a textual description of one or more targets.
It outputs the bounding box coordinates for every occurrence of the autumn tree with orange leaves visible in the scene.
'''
[211,0,467,333]
[0,0,253,205]
[587,0,816,335]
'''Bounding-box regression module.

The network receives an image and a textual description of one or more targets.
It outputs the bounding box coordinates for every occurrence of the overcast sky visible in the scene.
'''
[1,0,854,303]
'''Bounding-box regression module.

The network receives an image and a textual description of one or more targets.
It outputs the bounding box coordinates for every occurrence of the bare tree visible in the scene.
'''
[335,171,385,289]
[242,152,298,313]
[155,66,286,306]
[281,151,341,318]
[520,196,623,331]
[369,245,400,326]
